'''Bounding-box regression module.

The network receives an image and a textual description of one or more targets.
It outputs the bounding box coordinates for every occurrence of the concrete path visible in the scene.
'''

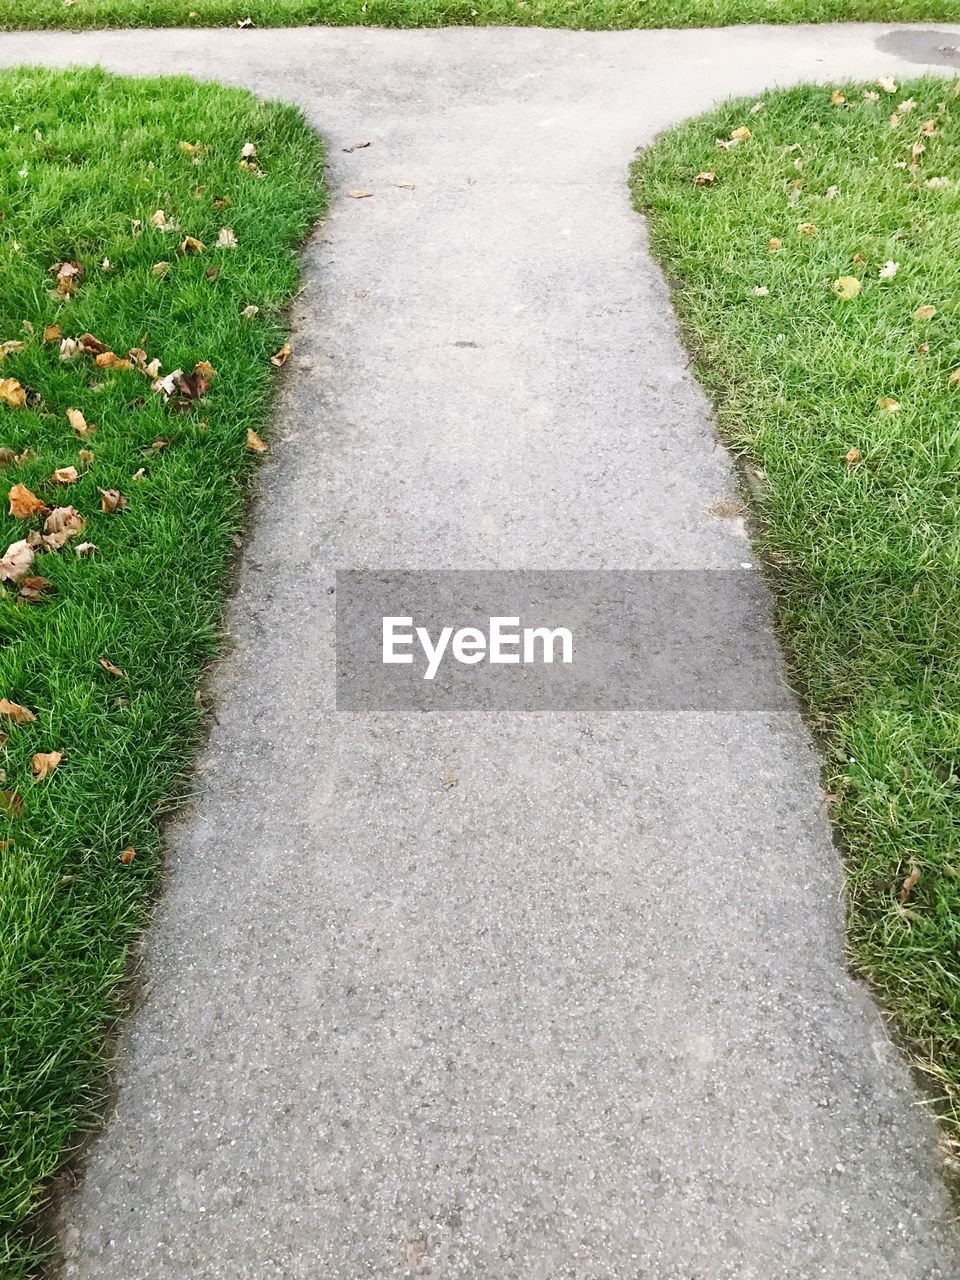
[7,23,960,1278]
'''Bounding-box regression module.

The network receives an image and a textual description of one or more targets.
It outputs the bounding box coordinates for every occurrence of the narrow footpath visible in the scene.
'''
[4,24,960,1278]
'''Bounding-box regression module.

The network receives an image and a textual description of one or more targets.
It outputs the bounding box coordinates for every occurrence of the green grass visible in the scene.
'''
[0,66,323,1275]
[4,0,960,31]
[635,78,960,1143]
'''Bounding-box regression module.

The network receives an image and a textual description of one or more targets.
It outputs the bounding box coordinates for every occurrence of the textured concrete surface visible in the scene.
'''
[4,23,960,1279]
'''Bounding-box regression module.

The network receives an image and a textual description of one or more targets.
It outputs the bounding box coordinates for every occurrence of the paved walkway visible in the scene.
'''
[6,24,960,1278]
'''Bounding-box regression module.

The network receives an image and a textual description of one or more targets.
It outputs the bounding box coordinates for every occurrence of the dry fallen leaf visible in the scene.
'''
[8,484,47,519]
[693,171,716,186]
[899,864,921,903]
[797,222,817,237]
[240,304,259,319]
[0,340,24,360]
[241,141,257,158]
[0,698,36,724]
[51,466,78,484]
[119,846,136,864]
[833,276,861,300]
[913,305,937,321]
[74,541,98,556]
[18,575,53,603]
[98,488,129,514]
[94,351,133,371]
[0,790,23,817]
[270,342,291,367]
[0,378,26,408]
[348,190,374,199]
[0,540,35,582]
[216,227,238,248]
[99,657,126,678]
[179,235,205,255]
[730,125,751,142]
[246,428,268,453]
[845,447,862,466]
[830,90,846,106]
[52,260,82,296]
[0,448,16,468]
[32,750,62,781]
[42,324,61,343]
[768,237,781,252]
[43,506,86,550]
[877,397,902,414]
[67,408,95,439]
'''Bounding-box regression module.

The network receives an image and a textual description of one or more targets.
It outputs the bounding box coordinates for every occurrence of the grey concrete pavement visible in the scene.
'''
[5,22,960,1278]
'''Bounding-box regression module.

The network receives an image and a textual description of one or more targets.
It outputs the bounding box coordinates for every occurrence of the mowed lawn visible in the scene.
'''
[635,79,960,1144]
[0,66,323,1274]
[3,0,960,31]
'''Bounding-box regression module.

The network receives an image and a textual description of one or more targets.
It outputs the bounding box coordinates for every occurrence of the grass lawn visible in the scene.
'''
[0,65,323,1274]
[4,0,960,31]
[635,78,960,1146]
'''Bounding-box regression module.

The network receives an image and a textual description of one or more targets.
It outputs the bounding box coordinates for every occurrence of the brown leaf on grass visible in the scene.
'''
[67,408,95,439]
[0,448,17,468]
[240,304,259,319]
[42,324,61,343]
[0,340,24,359]
[99,657,126,678]
[0,790,23,817]
[241,142,257,158]
[212,195,231,210]
[43,506,85,550]
[0,540,35,582]
[899,864,921,903]
[215,227,238,249]
[59,338,80,363]
[98,488,128,513]
[94,351,133,371]
[877,397,902,414]
[0,698,36,724]
[246,428,268,453]
[152,261,171,277]
[52,260,83,295]
[204,266,220,282]
[18,576,54,604]
[118,845,136,864]
[78,333,107,355]
[270,342,291,367]
[913,304,937,321]
[8,484,47,519]
[176,360,216,401]
[179,236,204,255]
[797,222,817,237]
[0,378,26,408]
[32,751,62,780]
[51,466,78,484]
[178,140,204,157]
[73,541,97,556]
[845,447,862,466]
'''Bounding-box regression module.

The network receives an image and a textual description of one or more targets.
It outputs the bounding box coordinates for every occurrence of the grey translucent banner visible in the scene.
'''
[335,570,793,711]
